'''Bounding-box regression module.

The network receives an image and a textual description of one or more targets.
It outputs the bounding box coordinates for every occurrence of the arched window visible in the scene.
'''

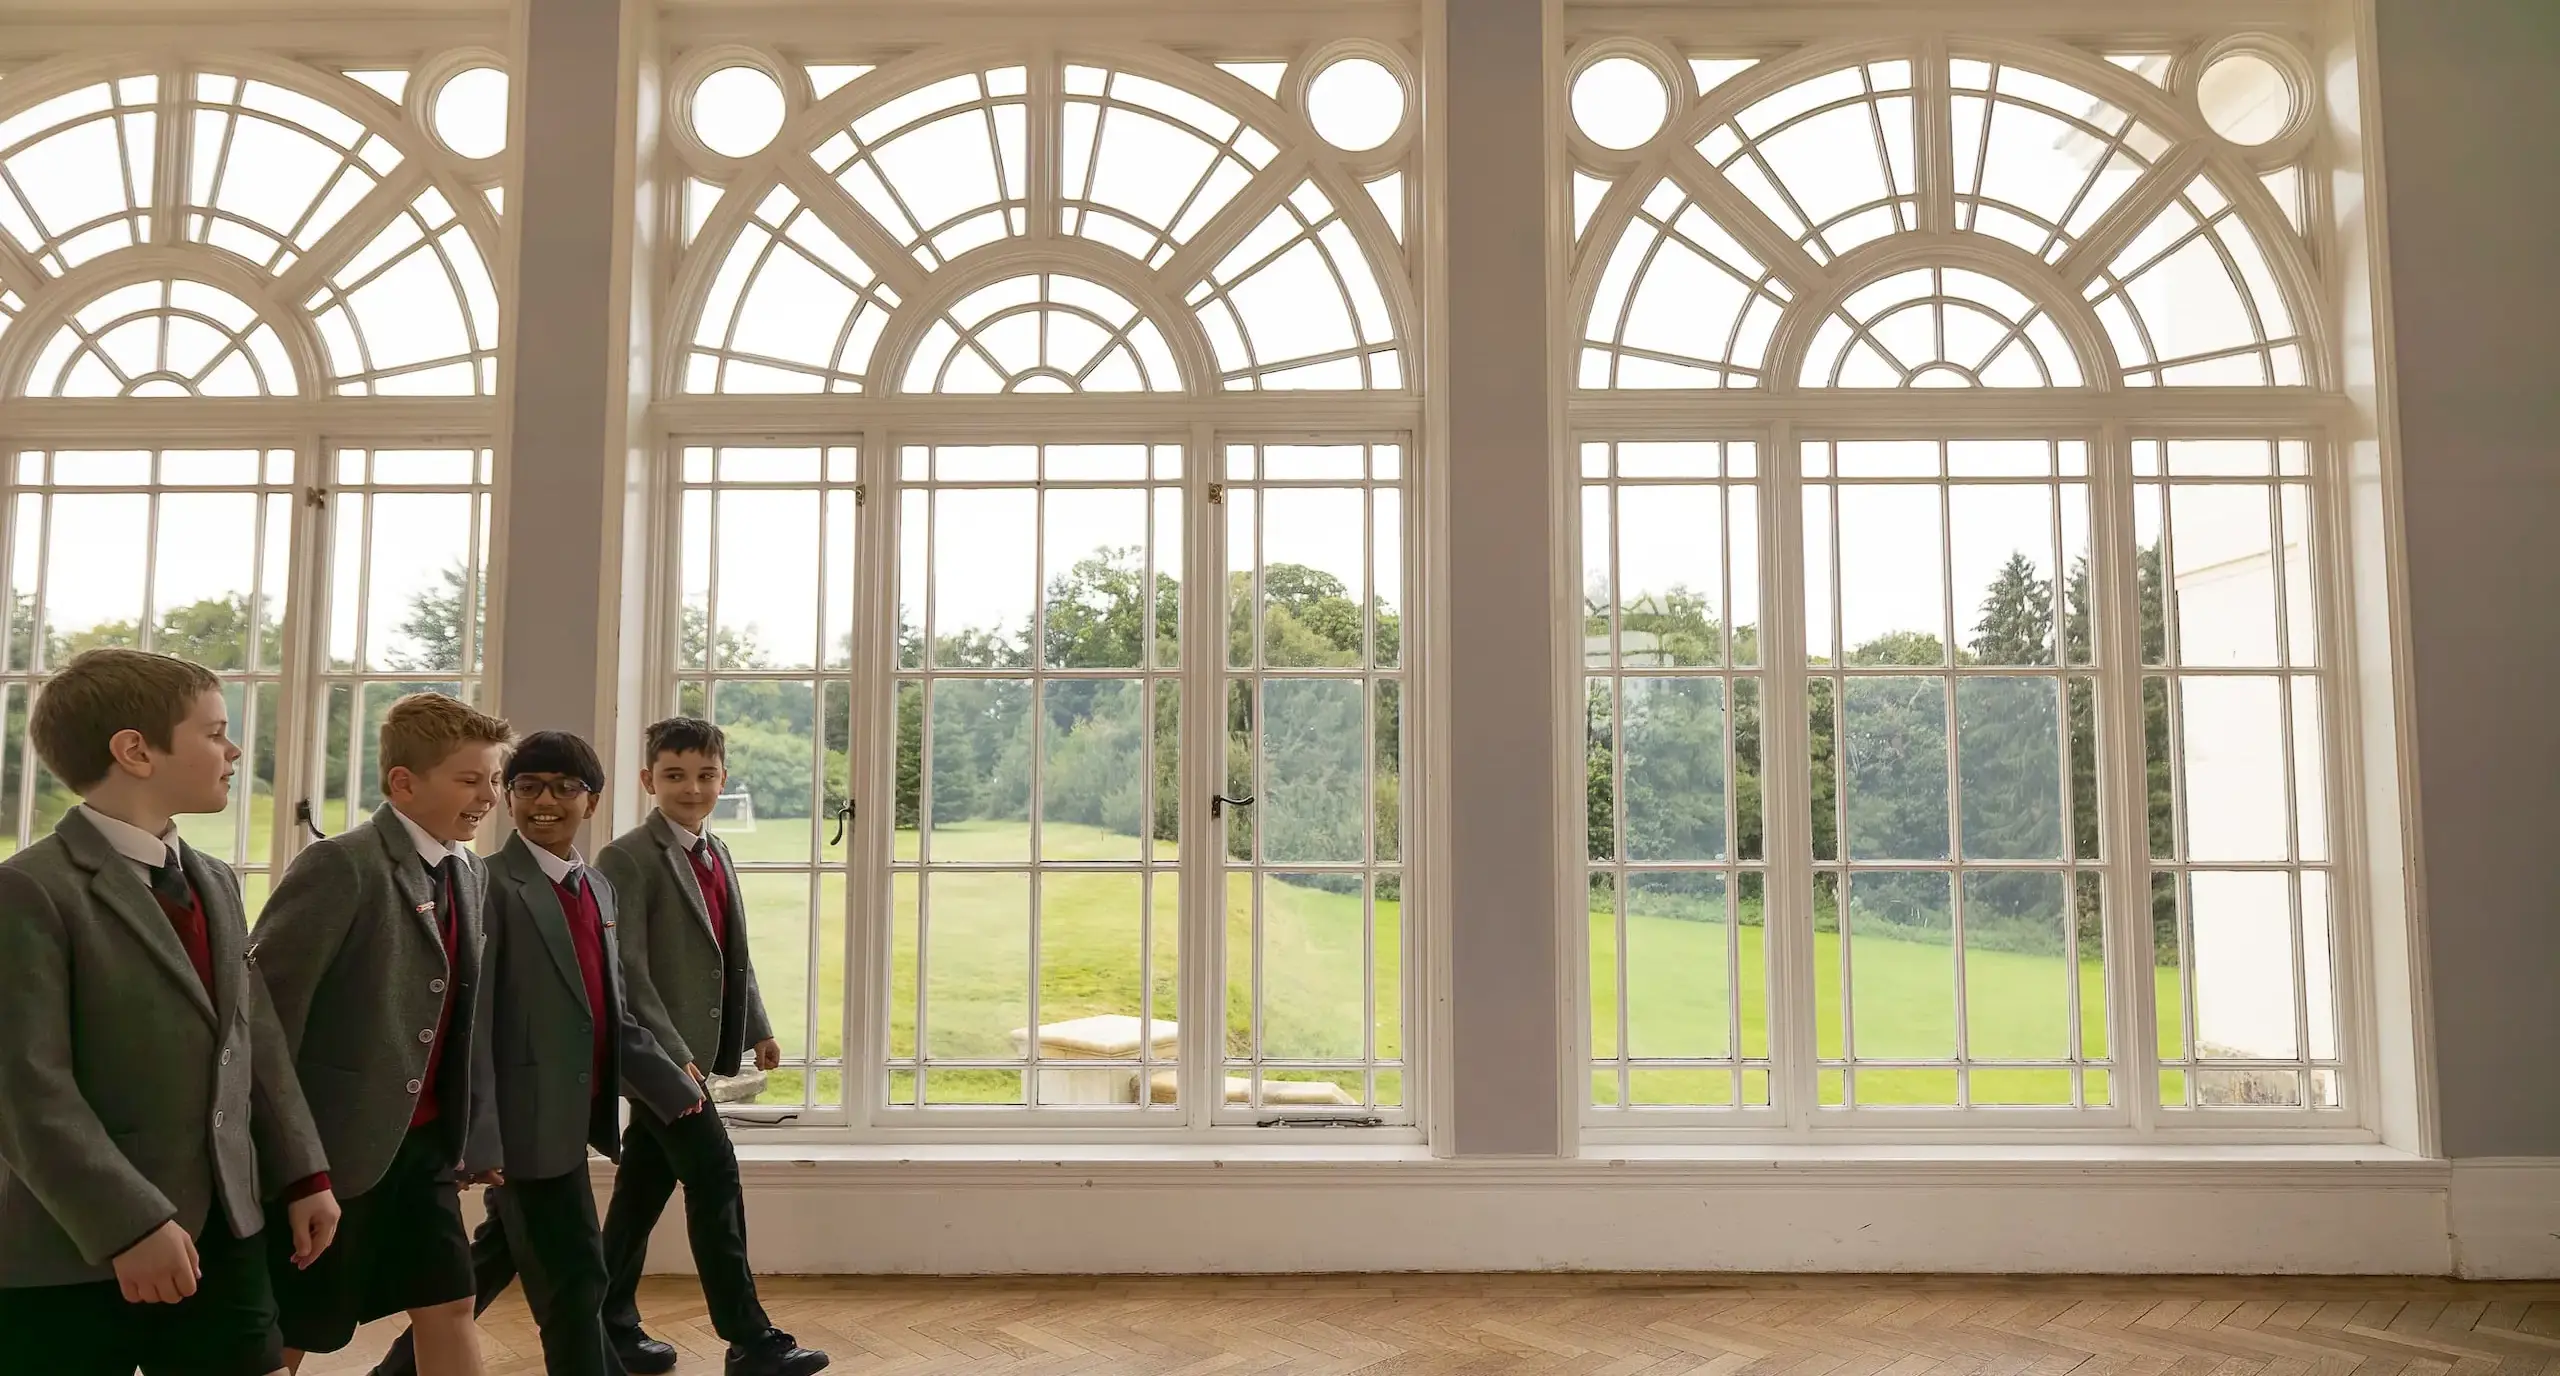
[1568,37,2339,1131]
[662,44,1417,1129]
[0,56,509,905]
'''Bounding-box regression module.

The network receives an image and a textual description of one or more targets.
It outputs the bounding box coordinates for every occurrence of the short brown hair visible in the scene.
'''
[379,693,512,788]
[31,649,223,791]
[643,716,725,766]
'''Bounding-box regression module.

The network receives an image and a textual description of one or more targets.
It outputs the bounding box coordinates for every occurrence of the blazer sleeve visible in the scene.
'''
[742,955,775,1048]
[600,881,704,1124]
[597,844,694,1070]
[246,959,330,1195]
[0,869,179,1265]
[249,842,361,1059]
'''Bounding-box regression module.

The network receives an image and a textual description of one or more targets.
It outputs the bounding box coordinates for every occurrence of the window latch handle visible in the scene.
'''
[828,800,856,846]
[294,800,328,841]
[1211,793,1255,819]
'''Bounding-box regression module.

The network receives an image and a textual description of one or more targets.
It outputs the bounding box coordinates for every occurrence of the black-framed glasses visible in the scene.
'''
[508,777,594,801]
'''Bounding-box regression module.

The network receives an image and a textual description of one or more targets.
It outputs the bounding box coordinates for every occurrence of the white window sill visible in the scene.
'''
[708,1139,2444,1189]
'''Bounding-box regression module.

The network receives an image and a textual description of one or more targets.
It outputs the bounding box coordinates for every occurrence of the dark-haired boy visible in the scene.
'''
[596,718,826,1376]
[253,693,510,1375]
[480,731,700,1376]
[0,648,336,1376]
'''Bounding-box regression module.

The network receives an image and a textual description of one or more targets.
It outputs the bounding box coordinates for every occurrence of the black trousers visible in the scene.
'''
[599,1101,771,1346]
[369,1178,624,1376]
[499,1171,627,1376]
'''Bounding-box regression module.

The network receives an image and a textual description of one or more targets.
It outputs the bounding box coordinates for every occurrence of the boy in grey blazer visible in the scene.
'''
[252,692,510,1376]
[484,731,699,1376]
[0,649,336,1376]
[596,718,826,1376]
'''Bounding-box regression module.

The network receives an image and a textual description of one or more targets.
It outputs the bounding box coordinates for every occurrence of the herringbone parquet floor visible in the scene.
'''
[299,1274,2560,1375]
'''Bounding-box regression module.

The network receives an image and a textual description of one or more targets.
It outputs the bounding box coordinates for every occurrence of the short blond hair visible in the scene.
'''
[31,649,222,791]
[379,692,512,788]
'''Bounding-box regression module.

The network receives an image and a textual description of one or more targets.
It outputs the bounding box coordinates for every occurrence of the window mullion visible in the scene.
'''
[270,432,326,873]
[848,430,895,1131]
[1757,419,1817,1131]
[1180,418,1222,1130]
[2091,418,2160,1131]
[150,57,188,248]
[1911,36,1955,236]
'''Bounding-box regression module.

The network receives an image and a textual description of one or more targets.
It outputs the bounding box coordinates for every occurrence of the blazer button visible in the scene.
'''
[431,978,447,994]
[407,1079,424,1095]
[419,1028,436,1044]
[577,1072,590,1085]
[213,1111,225,1128]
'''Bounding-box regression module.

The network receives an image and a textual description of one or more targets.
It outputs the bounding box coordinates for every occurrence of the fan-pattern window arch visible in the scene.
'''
[1579,51,2309,394]
[1061,65,1276,267]
[1,66,501,397]
[24,278,298,396]
[183,73,407,273]
[901,272,1181,394]
[686,186,900,394]
[680,59,1409,397]
[0,55,506,908]
[0,76,160,274]
[818,67,1029,270]
[1800,266,2084,388]
[305,187,501,395]
[1570,38,2343,1128]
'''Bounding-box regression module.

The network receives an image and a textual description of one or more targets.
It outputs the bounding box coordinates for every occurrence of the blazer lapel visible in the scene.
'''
[505,840,590,1016]
[182,846,246,1029]
[650,812,720,948]
[57,813,216,1027]
[372,804,447,951]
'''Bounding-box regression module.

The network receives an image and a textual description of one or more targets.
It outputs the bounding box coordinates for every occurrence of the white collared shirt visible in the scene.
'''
[391,807,467,868]
[77,803,179,877]
[662,814,705,852]
[528,842,583,888]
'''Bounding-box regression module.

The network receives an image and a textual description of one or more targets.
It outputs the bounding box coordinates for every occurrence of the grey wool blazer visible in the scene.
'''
[596,811,771,1078]
[480,837,700,1180]
[0,811,328,1288]
[251,803,499,1197]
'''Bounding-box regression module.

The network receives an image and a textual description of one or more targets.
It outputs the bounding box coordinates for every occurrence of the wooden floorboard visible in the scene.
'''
[297,1276,2560,1376]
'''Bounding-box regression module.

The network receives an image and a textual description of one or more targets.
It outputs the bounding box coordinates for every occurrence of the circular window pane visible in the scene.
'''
[1572,56,1668,150]
[432,66,510,160]
[692,65,786,158]
[2198,52,2294,145]
[1307,57,1405,152]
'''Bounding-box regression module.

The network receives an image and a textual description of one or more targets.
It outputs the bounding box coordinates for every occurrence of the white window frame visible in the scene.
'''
[0,30,511,889]
[1560,12,2396,1145]
[646,22,1436,1141]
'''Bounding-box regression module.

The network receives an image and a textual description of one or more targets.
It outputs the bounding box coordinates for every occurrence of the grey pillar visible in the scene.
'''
[491,0,648,758]
[2374,0,2560,1159]
[1441,0,1566,1156]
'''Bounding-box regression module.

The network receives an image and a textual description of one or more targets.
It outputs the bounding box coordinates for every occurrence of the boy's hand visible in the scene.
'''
[755,1038,782,1072]
[464,1169,505,1188]
[287,1190,341,1268]
[113,1220,200,1304]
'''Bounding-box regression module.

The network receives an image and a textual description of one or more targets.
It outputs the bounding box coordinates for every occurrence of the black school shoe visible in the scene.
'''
[612,1330,681,1375]
[727,1330,830,1376]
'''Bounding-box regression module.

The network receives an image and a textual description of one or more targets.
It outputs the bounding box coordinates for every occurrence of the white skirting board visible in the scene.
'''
[572,1150,2560,1278]
[2448,1158,2560,1279]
